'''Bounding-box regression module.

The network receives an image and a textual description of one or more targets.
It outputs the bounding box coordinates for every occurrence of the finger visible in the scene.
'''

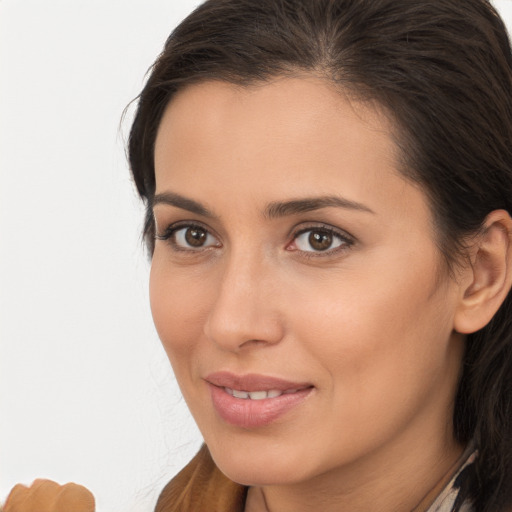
[3,484,29,512]
[54,483,95,512]
[29,480,61,511]
[4,480,61,512]
[2,479,95,512]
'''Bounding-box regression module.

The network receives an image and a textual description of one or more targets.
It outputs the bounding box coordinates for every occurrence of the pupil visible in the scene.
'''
[309,231,332,251]
[185,227,207,247]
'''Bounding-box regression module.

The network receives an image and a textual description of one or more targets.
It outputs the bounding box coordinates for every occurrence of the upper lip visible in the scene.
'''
[205,371,313,392]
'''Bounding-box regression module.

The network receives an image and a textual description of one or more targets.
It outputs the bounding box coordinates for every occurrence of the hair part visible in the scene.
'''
[128,1,512,509]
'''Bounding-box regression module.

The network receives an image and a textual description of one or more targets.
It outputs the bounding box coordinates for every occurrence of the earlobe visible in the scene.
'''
[454,210,512,334]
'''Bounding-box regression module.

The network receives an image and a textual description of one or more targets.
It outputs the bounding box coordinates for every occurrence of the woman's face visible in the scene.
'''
[151,77,465,487]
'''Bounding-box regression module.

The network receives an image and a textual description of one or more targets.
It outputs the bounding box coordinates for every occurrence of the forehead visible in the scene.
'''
[156,77,395,160]
[153,77,426,222]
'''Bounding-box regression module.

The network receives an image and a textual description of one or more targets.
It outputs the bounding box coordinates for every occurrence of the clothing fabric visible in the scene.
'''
[426,449,476,512]
[155,444,477,512]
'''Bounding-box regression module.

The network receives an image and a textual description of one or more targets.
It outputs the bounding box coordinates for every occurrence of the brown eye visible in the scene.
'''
[163,224,220,250]
[185,227,207,247]
[308,231,333,251]
[293,227,348,253]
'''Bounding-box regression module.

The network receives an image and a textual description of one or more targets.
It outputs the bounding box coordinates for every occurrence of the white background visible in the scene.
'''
[1,1,511,511]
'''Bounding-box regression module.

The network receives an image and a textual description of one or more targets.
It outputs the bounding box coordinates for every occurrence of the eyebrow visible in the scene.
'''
[152,191,375,218]
[264,196,375,219]
[153,192,214,217]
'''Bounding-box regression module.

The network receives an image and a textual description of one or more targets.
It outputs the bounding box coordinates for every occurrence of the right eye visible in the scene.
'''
[156,224,221,250]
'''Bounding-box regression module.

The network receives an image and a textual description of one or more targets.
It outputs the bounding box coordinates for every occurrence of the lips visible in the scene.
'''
[205,372,314,428]
[205,372,312,392]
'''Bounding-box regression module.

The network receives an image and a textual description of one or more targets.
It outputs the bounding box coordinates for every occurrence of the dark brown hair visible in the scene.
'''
[128,1,512,510]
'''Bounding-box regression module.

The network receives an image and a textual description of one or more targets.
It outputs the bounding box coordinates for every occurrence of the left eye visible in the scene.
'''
[293,228,347,252]
[173,226,219,249]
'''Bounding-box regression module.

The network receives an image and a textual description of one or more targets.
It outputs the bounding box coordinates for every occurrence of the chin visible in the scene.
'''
[218,462,303,487]
[207,437,316,487]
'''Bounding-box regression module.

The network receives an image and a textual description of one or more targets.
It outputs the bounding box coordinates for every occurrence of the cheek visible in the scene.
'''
[291,253,456,405]
[286,272,457,463]
[149,258,209,367]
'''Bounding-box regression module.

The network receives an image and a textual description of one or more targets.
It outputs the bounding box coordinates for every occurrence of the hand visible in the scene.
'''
[3,479,95,512]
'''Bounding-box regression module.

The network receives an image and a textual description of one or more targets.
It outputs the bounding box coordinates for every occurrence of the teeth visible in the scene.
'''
[225,388,285,400]
[232,389,249,399]
[248,391,268,400]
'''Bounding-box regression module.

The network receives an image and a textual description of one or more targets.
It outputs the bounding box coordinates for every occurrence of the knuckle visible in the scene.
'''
[55,483,95,512]
[4,484,30,512]
[3,480,94,512]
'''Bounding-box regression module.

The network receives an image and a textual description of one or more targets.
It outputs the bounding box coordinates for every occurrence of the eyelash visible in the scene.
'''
[155,221,355,257]
[288,224,355,258]
[155,222,220,252]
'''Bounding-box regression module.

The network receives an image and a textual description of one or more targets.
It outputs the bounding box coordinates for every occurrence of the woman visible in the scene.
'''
[128,0,512,511]
[4,0,512,511]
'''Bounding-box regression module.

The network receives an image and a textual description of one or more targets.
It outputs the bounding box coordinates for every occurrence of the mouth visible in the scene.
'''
[205,372,314,428]
[223,387,307,400]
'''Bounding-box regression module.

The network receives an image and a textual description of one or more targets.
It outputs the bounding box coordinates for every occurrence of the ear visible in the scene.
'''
[454,209,512,334]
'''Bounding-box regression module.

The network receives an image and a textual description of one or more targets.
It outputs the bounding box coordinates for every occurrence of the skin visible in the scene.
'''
[3,480,95,512]
[151,76,468,512]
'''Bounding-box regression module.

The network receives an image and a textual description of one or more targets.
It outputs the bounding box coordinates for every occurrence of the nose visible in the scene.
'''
[204,249,285,352]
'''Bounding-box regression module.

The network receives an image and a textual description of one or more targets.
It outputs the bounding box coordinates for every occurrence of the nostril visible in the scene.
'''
[204,306,285,351]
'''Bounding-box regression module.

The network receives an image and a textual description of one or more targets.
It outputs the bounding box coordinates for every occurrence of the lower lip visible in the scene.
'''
[208,384,313,429]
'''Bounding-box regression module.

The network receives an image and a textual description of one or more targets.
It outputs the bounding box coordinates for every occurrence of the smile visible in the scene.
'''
[224,388,302,400]
[205,372,314,428]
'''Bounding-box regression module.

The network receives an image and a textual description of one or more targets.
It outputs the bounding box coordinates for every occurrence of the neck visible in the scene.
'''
[245,432,464,512]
